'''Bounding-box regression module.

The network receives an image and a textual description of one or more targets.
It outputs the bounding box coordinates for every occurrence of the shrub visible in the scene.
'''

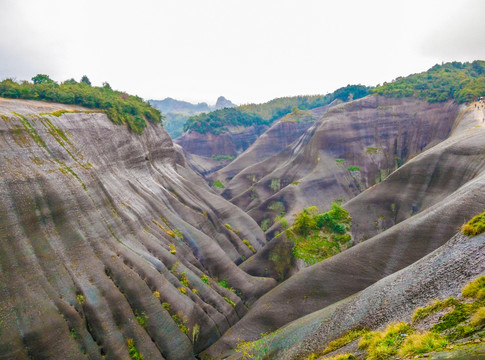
[169,244,177,254]
[135,311,148,329]
[76,294,85,303]
[178,287,187,295]
[200,275,210,285]
[461,211,485,236]
[212,179,225,189]
[335,158,345,163]
[397,332,448,358]
[267,201,285,213]
[218,279,235,292]
[347,166,360,172]
[126,338,144,360]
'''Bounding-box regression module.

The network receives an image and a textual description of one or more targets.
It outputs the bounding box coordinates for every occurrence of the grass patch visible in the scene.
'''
[291,180,301,185]
[212,154,235,162]
[365,146,382,155]
[321,329,368,355]
[224,297,236,307]
[212,179,225,189]
[412,297,459,322]
[397,332,448,358]
[126,338,144,360]
[461,211,485,236]
[359,322,412,360]
[335,158,345,163]
[267,201,285,213]
[462,276,485,300]
[347,166,360,172]
[471,307,485,327]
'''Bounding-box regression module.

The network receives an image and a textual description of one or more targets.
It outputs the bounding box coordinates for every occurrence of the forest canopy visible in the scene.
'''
[0,75,162,134]
[184,84,372,134]
[373,60,485,103]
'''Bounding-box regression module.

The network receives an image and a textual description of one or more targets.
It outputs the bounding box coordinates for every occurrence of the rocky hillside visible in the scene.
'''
[215,96,460,232]
[203,100,485,358]
[0,98,276,359]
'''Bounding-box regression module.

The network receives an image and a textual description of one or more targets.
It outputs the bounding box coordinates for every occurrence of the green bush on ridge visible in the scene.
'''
[0,75,162,134]
[373,60,485,103]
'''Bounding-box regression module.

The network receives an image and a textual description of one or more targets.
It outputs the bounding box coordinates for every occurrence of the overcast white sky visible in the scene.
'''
[0,0,484,104]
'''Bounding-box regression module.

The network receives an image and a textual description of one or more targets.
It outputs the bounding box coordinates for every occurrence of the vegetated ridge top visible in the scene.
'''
[0,74,162,133]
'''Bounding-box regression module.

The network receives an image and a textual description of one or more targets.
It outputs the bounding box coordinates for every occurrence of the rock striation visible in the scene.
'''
[0,98,276,360]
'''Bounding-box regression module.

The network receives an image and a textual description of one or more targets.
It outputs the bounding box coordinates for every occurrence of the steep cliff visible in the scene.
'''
[0,98,276,360]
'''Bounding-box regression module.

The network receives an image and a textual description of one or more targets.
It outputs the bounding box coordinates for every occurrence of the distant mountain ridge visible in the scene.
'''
[148,96,237,138]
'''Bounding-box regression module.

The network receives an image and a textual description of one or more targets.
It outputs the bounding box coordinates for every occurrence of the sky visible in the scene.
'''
[0,0,484,105]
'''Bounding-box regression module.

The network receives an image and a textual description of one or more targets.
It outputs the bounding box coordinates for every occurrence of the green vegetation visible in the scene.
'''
[335,158,345,163]
[373,60,485,103]
[135,311,148,329]
[224,297,236,307]
[126,338,144,360]
[270,178,280,192]
[260,219,270,232]
[279,107,315,123]
[0,75,162,133]
[200,274,210,285]
[212,154,235,161]
[212,179,225,189]
[397,332,448,358]
[359,322,412,360]
[462,275,485,300]
[347,166,360,172]
[461,211,485,237]
[267,201,285,213]
[365,147,382,155]
[413,297,458,322]
[321,329,368,356]
[76,294,85,303]
[235,330,280,360]
[217,279,235,293]
[185,85,372,134]
[242,239,256,253]
[245,277,485,360]
[285,203,352,264]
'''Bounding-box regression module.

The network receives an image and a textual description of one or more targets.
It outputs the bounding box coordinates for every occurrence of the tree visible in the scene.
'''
[80,75,92,86]
[32,74,54,84]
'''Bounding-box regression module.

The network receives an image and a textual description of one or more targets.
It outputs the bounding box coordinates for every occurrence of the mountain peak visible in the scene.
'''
[214,96,236,109]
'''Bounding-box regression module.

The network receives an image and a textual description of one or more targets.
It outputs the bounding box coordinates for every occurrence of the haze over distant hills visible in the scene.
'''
[148,96,236,138]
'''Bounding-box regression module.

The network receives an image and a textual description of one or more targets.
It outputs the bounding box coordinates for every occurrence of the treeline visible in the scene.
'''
[184,84,372,134]
[373,60,485,103]
[0,74,162,133]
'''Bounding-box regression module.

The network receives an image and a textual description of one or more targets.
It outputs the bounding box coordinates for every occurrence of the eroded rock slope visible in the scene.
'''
[0,98,276,360]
